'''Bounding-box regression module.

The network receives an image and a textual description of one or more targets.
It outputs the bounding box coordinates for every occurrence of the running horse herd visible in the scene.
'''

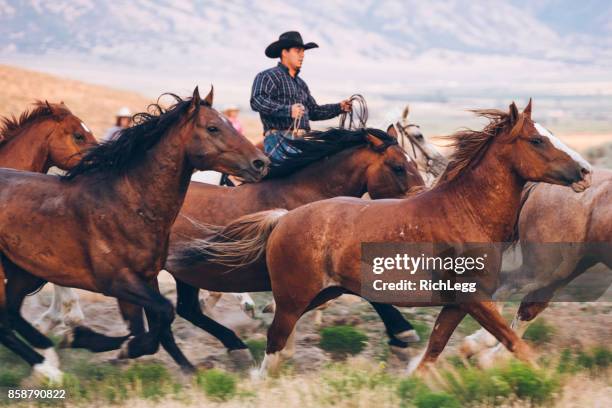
[0,87,609,383]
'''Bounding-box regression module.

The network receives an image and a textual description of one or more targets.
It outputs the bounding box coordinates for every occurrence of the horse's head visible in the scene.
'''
[43,102,98,170]
[183,86,269,182]
[364,125,425,199]
[501,99,591,192]
[398,105,447,179]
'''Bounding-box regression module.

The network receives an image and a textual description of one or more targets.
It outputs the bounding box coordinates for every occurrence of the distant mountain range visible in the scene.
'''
[1,0,611,132]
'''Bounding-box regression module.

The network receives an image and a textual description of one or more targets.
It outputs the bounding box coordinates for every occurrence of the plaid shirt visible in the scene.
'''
[250,63,342,133]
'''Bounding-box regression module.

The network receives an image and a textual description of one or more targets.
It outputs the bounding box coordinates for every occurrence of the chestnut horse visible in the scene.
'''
[177,100,592,376]
[0,101,97,171]
[61,125,425,365]
[462,168,611,366]
[0,87,268,382]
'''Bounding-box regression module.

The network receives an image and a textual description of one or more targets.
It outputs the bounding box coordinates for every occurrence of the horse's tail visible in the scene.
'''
[169,209,289,269]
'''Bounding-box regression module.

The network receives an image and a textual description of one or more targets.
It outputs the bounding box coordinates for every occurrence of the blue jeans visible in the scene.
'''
[263,131,300,163]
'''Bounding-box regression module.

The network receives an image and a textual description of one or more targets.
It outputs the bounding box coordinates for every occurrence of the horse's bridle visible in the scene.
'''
[395,121,435,166]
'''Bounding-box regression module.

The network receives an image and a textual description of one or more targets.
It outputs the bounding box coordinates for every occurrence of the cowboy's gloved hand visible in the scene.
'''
[291,103,305,118]
[340,99,352,112]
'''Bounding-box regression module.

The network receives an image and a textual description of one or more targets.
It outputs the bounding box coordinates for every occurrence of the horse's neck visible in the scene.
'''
[270,148,369,202]
[0,122,51,172]
[122,127,193,228]
[441,148,525,242]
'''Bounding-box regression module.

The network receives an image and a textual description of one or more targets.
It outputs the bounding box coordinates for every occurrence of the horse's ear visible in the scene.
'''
[386,124,398,139]
[402,105,410,120]
[523,98,532,119]
[509,101,520,124]
[366,132,386,151]
[45,100,61,119]
[188,86,201,116]
[204,85,214,107]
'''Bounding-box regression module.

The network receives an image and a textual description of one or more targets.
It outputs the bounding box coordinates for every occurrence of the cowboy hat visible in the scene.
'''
[116,107,132,117]
[265,31,318,58]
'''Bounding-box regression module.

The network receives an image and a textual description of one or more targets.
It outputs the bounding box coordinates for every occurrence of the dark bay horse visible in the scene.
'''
[63,125,425,365]
[0,87,268,382]
[462,168,611,366]
[0,101,97,171]
[177,100,593,376]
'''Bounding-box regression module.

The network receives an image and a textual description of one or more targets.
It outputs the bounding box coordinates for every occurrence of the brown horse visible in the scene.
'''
[62,125,425,364]
[0,101,97,171]
[0,87,268,382]
[462,168,611,366]
[177,100,593,376]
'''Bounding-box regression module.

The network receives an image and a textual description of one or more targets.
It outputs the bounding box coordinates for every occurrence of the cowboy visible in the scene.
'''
[251,31,352,159]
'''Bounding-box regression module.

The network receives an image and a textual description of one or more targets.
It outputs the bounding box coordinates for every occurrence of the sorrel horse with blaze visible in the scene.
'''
[177,100,592,376]
[62,125,425,366]
[0,87,268,382]
[0,101,97,172]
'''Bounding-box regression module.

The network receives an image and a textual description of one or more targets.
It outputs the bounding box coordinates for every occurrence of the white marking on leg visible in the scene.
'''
[251,351,282,380]
[405,349,426,376]
[280,327,297,359]
[32,348,63,383]
[510,314,532,338]
[535,123,591,171]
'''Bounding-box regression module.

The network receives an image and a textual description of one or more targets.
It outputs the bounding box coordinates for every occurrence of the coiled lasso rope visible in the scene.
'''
[339,94,368,130]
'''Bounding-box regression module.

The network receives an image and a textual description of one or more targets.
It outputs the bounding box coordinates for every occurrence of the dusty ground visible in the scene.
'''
[22,274,612,377]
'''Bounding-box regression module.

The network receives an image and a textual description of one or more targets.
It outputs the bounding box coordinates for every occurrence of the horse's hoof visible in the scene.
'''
[242,303,256,319]
[57,328,74,348]
[395,329,421,343]
[180,364,197,375]
[228,348,255,370]
[262,303,275,314]
[31,363,64,385]
[389,344,411,361]
[475,344,511,369]
[117,336,134,360]
[460,329,497,357]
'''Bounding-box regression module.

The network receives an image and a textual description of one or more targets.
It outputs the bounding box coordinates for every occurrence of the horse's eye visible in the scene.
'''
[392,165,405,174]
[73,132,85,142]
[415,134,424,140]
[530,137,543,146]
[207,126,219,133]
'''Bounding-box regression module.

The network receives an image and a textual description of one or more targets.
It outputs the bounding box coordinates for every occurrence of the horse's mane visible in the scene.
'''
[434,109,520,188]
[63,94,205,180]
[0,101,72,147]
[265,127,397,178]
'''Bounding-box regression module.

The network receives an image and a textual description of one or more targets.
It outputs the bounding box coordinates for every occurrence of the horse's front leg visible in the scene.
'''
[406,305,466,376]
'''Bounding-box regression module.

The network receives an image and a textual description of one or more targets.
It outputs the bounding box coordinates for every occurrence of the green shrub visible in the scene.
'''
[124,363,175,400]
[593,346,611,369]
[196,369,237,401]
[523,319,555,345]
[245,339,266,364]
[414,391,461,408]
[576,350,595,370]
[397,377,428,402]
[443,366,511,405]
[498,361,559,405]
[319,325,368,359]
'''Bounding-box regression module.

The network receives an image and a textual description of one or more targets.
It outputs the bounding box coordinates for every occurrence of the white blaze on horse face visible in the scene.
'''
[534,123,591,171]
[80,122,91,133]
